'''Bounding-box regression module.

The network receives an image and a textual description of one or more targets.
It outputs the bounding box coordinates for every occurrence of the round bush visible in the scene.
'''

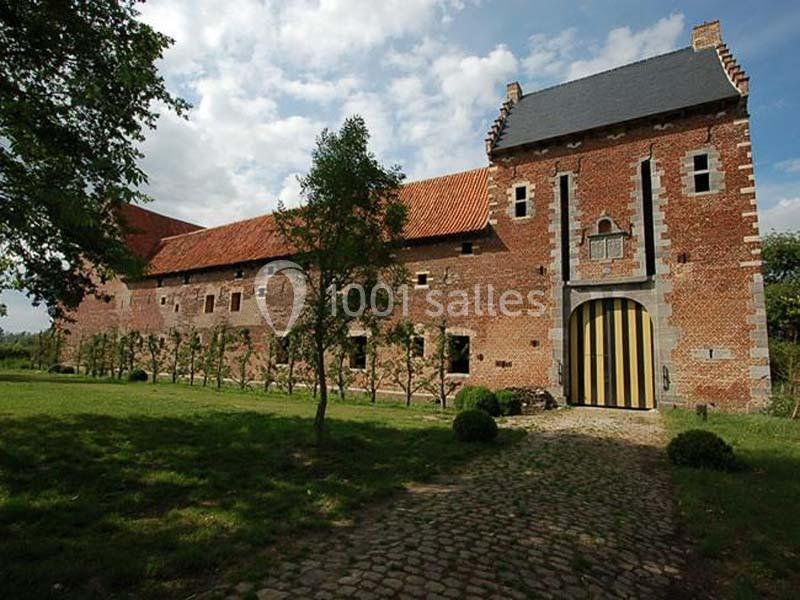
[128,368,148,382]
[454,386,500,416]
[496,389,522,416]
[667,429,739,471]
[453,409,498,442]
[60,365,75,375]
[47,364,64,374]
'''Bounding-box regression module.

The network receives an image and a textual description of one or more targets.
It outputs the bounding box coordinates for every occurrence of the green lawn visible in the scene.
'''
[0,371,518,598]
[665,409,800,599]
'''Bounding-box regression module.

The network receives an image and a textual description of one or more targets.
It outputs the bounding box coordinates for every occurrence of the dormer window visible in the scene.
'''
[514,186,528,218]
[234,269,244,280]
[183,273,191,285]
[692,153,711,193]
[416,272,429,288]
[460,241,474,256]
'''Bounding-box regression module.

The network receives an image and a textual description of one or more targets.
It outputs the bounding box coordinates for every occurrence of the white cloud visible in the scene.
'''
[776,158,800,174]
[0,291,50,333]
[522,14,685,84]
[759,198,800,233]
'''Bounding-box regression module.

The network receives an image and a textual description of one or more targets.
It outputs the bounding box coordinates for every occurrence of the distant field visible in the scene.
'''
[0,371,518,598]
[665,409,800,599]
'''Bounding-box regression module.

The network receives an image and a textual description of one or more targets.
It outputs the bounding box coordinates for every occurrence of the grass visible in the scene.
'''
[0,370,519,598]
[665,409,800,599]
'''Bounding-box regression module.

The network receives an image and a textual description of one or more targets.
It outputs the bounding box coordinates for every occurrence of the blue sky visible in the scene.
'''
[3,0,800,332]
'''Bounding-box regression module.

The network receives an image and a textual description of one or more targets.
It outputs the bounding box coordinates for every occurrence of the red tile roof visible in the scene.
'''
[146,167,489,276]
[119,204,202,259]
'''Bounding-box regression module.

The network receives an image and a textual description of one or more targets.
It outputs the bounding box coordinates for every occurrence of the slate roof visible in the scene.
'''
[492,47,741,152]
[146,167,489,276]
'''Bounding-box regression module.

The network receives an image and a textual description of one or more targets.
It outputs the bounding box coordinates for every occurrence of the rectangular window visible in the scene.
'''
[275,337,290,365]
[349,336,367,370]
[230,292,242,312]
[448,335,470,374]
[160,296,167,306]
[412,336,425,358]
[589,235,624,261]
[174,303,180,313]
[460,241,474,256]
[234,269,244,280]
[693,153,711,193]
[204,294,215,313]
[514,186,528,218]
[416,272,428,287]
[183,274,191,284]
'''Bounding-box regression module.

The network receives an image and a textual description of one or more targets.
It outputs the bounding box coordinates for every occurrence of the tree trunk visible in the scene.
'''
[314,338,328,445]
[190,350,195,385]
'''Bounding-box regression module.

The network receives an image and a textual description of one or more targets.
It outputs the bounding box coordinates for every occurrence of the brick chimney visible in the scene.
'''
[692,20,722,50]
[506,81,522,104]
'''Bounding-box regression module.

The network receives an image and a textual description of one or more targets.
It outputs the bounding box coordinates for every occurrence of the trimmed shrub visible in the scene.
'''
[47,364,63,374]
[667,429,739,471]
[128,369,148,382]
[60,365,75,375]
[453,409,498,442]
[454,386,500,416]
[496,389,523,416]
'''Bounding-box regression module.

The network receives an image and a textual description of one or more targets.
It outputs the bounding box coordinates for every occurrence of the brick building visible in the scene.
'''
[66,21,770,411]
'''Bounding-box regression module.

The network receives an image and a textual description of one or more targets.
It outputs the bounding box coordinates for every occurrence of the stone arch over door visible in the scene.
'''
[568,297,656,409]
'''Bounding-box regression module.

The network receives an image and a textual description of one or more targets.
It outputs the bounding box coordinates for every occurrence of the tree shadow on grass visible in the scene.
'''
[0,410,514,598]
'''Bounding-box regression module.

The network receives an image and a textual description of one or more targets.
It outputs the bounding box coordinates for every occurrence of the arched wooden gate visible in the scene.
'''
[569,298,656,409]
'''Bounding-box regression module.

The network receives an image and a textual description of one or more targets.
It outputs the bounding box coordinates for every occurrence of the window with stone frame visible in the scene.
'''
[692,153,711,193]
[230,291,242,312]
[588,218,625,261]
[514,185,528,218]
[204,294,215,313]
[448,335,470,374]
[275,336,290,365]
[349,335,367,370]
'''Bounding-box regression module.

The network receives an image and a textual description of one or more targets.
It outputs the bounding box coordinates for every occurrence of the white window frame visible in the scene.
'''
[513,184,529,219]
[692,153,711,193]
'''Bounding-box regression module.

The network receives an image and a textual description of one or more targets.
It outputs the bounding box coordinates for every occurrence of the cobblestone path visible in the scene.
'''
[213,408,689,599]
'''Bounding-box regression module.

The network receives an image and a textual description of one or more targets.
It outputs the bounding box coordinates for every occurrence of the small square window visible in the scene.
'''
[234,269,244,280]
[204,294,215,314]
[349,336,367,370]
[694,172,711,193]
[230,292,242,312]
[461,241,473,256]
[416,272,428,287]
[693,154,709,172]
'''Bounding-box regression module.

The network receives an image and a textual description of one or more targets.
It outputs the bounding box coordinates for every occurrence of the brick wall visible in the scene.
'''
[63,105,770,411]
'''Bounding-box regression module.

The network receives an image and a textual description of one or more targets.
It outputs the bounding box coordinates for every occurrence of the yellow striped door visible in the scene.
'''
[569,299,655,409]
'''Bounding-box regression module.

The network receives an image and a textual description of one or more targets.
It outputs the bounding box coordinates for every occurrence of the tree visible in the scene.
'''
[201,330,218,388]
[168,328,183,383]
[424,317,462,409]
[187,329,201,386]
[762,232,800,342]
[0,1,189,317]
[387,320,429,407]
[260,330,278,392]
[146,333,162,384]
[274,116,407,442]
[125,330,142,374]
[215,323,232,389]
[232,328,254,390]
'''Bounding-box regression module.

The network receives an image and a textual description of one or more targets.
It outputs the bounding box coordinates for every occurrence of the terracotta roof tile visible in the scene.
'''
[146,167,489,276]
[119,204,202,259]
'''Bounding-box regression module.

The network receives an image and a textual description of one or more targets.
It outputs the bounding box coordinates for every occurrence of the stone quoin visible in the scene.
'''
[65,20,769,411]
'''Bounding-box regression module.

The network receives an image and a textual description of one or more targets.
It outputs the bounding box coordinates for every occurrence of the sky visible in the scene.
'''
[3,0,800,332]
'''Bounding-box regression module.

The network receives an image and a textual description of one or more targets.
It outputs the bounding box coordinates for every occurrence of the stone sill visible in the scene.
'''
[567,275,652,288]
